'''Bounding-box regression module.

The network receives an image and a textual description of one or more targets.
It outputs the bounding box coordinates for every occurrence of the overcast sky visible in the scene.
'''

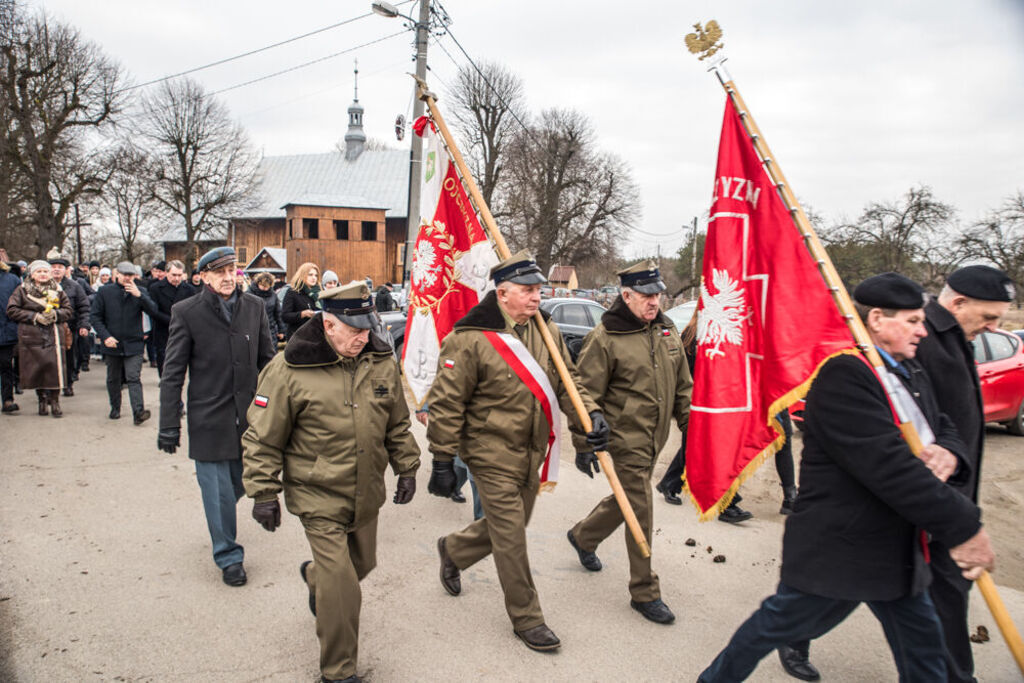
[31,0,1024,259]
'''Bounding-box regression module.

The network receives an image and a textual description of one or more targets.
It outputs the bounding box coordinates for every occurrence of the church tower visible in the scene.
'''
[344,60,366,160]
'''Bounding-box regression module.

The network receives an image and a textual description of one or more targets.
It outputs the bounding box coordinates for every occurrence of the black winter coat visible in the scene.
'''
[781,353,980,602]
[375,286,396,312]
[59,277,91,332]
[159,286,275,462]
[90,282,158,356]
[281,286,319,339]
[148,279,197,345]
[247,284,284,340]
[917,300,985,503]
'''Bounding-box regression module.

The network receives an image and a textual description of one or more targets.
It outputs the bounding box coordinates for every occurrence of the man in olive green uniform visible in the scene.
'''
[567,261,692,625]
[425,251,610,652]
[241,281,420,683]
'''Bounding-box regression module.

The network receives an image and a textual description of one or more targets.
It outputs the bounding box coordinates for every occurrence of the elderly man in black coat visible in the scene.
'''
[157,247,274,587]
[698,273,996,683]
[91,261,159,423]
[914,265,1013,683]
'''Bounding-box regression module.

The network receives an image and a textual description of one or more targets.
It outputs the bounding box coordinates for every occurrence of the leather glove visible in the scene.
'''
[393,476,416,504]
[157,427,180,454]
[34,310,56,326]
[252,499,281,532]
[575,451,600,479]
[586,410,610,451]
[427,459,457,498]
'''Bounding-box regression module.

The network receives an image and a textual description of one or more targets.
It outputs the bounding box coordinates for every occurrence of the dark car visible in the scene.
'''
[538,297,608,361]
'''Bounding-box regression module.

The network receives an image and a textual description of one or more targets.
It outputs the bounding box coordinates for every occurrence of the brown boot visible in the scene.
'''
[48,390,62,418]
[37,390,48,416]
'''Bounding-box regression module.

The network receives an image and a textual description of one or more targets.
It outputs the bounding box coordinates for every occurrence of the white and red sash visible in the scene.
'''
[482,330,562,489]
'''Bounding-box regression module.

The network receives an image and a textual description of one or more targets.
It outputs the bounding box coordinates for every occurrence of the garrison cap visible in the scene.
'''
[320,280,378,330]
[115,261,137,275]
[197,246,236,272]
[947,265,1015,302]
[490,250,546,286]
[853,272,927,310]
[618,260,666,295]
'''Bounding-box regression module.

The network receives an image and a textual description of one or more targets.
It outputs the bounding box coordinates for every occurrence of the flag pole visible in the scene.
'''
[412,75,651,558]
[686,23,1023,673]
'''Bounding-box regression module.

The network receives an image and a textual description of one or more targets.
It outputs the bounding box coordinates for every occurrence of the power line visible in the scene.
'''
[119,1,416,94]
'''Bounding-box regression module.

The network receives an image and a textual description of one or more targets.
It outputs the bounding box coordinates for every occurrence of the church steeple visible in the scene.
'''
[344,59,366,160]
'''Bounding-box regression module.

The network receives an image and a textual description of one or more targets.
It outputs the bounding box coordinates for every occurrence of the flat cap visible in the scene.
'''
[320,280,378,330]
[853,272,927,310]
[47,253,70,266]
[947,265,1015,302]
[618,260,666,295]
[490,250,546,286]
[115,261,137,275]
[197,246,236,272]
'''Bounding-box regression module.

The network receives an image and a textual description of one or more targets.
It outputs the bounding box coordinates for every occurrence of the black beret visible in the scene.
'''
[947,265,1015,303]
[151,260,167,271]
[853,272,927,310]
[197,246,236,272]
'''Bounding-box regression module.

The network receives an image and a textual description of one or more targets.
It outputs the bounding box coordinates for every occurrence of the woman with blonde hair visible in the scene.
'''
[281,262,321,339]
[6,260,73,417]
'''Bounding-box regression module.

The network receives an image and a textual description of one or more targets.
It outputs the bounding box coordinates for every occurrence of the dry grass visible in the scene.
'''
[1002,306,1024,331]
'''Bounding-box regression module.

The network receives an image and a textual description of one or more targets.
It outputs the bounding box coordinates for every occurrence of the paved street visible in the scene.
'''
[1,364,1021,681]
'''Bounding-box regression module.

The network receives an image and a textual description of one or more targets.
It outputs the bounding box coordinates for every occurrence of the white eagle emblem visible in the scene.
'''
[697,269,747,359]
[411,238,441,288]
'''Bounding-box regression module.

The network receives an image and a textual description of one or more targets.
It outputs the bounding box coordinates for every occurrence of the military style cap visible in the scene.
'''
[197,246,236,272]
[853,272,927,310]
[947,265,1015,302]
[489,250,546,286]
[115,261,137,275]
[320,280,378,330]
[618,260,666,295]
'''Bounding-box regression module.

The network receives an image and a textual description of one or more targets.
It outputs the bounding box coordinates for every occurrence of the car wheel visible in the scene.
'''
[1006,399,1024,436]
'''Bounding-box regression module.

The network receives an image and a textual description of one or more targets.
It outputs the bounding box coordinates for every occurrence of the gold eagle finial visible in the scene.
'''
[685,20,724,61]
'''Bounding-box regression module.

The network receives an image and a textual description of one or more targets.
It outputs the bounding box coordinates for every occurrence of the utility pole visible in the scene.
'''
[404,0,431,285]
[71,204,92,264]
[690,216,698,300]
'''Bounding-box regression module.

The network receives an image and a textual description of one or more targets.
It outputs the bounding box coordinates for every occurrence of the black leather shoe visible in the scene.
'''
[321,675,360,683]
[778,644,821,681]
[567,530,602,571]
[437,537,461,596]
[718,502,753,524]
[655,482,683,505]
[514,623,561,652]
[630,598,676,624]
[62,386,74,397]
[450,491,467,503]
[222,562,247,587]
[300,560,316,616]
[109,407,120,419]
[133,408,151,425]
[1,400,18,413]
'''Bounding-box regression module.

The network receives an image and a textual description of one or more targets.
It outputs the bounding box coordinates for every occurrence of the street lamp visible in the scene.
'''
[370,1,401,19]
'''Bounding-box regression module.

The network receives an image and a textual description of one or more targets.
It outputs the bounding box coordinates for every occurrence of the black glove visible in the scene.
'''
[575,451,600,479]
[586,410,610,451]
[157,427,180,454]
[252,499,281,532]
[427,459,456,498]
[393,476,416,504]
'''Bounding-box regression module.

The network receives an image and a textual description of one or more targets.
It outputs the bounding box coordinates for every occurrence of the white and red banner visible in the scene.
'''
[402,116,498,406]
[685,97,857,517]
[483,331,562,489]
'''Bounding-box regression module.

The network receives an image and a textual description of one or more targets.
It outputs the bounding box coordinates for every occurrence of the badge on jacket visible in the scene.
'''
[254,394,269,408]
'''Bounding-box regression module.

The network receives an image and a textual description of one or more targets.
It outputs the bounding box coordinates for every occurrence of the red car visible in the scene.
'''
[790,329,1024,436]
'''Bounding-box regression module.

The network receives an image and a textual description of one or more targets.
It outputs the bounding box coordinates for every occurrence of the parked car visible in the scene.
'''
[379,310,407,359]
[571,289,596,300]
[664,301,698,330]
[538,297,608,361]
[791,328,1024,435]
[540,285,554,299]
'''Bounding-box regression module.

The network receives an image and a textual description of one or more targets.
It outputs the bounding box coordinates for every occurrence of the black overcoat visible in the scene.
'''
[781,353,981,602]
[148,279,197,347]
[159,286,275,462]
[90,282,158,356]
[58,277,91,332]
[280,286,319,339]
[916,300,985,503]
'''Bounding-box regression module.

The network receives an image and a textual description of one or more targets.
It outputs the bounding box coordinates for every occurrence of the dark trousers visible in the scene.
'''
[0,343,15,403]
[774,410,795,489]
[698,583,946,682]
[194,459,245,569]
[929,544,975,682]
[104,354,144,413]
[76,333,92,369]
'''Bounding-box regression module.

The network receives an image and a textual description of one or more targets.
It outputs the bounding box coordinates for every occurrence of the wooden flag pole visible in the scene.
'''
[687,23,1023,673]
[413,75,651,558]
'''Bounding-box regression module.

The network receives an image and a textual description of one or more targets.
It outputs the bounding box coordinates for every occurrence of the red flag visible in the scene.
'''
[402,116,498,406]
[685,98,857,517]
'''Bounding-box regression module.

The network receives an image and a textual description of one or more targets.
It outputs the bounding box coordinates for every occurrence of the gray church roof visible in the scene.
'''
[161,148,409,242]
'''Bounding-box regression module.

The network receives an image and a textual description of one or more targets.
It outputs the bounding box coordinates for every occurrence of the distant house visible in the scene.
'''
[161,72,409,285]
[244,247,287,278]
[547,264,579,290]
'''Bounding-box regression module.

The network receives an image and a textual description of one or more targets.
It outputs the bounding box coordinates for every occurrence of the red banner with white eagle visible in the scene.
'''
[684,98,856,518]
[402,116,498,406]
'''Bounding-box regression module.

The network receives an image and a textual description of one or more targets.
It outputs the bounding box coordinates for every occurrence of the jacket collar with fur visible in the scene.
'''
[453,290,550,332]
[284,313,393,367]
[601,295,672,333]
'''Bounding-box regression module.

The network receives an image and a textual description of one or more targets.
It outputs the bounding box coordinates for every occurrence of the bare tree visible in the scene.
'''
[102,144,162,262]
[447,60,526,208]
[0,10,124,258]
[501,108,639,273]
[960,190,1024,302]
[138,78,259,270]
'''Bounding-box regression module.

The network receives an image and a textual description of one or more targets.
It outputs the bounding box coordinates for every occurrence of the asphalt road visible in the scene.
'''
[1,364,1021,681]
